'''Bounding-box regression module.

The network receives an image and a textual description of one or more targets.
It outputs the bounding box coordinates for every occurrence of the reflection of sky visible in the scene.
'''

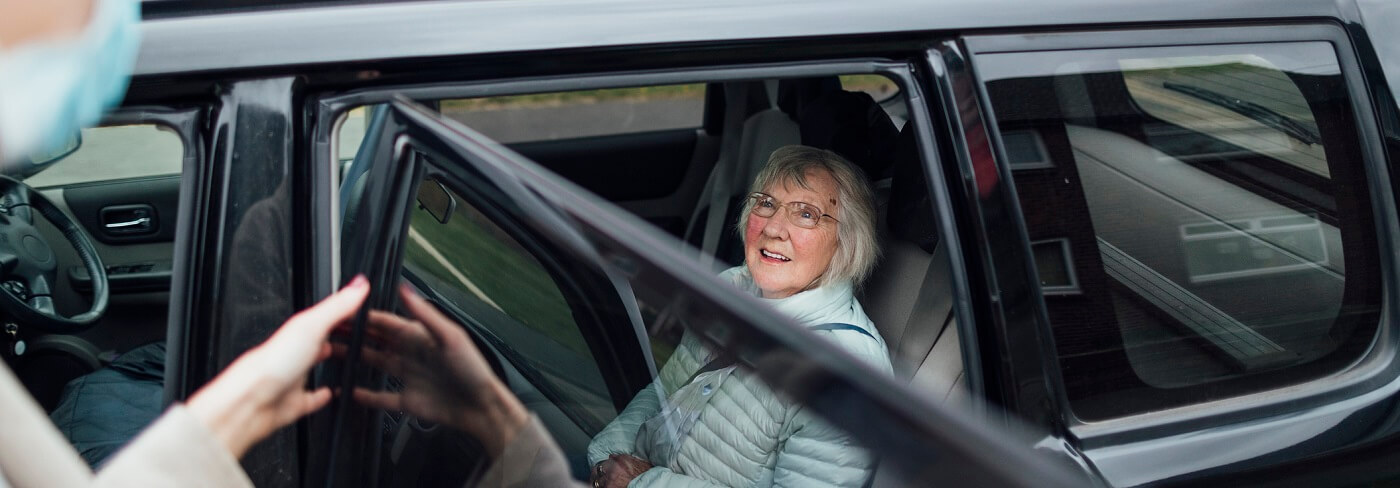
[977,41,1341,82]
[1358,0,1400,112]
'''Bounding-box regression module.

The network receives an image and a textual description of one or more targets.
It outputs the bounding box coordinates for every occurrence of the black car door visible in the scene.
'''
[315,97,1089,488]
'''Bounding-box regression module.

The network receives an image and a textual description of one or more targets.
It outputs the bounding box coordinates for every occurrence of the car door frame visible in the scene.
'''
[308,57,996,406]
[958,23,1400,485]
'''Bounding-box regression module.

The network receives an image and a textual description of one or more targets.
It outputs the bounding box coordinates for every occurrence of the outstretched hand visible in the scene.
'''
[348,285,529,457]
[187,275,370,459]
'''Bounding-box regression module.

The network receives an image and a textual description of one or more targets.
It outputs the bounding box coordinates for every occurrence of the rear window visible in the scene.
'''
[980,41,1382,419]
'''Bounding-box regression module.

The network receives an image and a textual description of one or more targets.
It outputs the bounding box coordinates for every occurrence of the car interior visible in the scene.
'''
[2,118,189,466]
[326,72,971,486]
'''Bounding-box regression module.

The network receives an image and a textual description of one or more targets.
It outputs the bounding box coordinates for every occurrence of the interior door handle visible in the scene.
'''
[104,217,151,229]
[99,204,157,236]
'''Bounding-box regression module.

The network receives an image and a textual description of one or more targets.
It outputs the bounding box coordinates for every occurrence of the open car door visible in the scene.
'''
[316,96,1089,488]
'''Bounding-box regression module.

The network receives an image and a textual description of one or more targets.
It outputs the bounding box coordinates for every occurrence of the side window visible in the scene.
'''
[438,84,706,143]
[980,41,1383,419]
[23,124,183,188]
[402,176,615,428]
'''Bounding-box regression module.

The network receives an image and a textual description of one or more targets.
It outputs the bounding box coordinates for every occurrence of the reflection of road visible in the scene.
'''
[406,226,502,311]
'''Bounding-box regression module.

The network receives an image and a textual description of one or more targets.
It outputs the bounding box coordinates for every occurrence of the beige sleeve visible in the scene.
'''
[477,415,584,488]
[92,405,252,488]
[0,362,95,488]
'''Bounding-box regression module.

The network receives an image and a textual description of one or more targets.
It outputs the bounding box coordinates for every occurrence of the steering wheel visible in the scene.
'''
[0,176,107,334]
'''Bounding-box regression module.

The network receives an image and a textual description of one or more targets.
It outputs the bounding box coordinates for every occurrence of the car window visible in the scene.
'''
[23,124,183,188]
[438,83,706,144]
[402,176,614,427]
[979,41,1383,419]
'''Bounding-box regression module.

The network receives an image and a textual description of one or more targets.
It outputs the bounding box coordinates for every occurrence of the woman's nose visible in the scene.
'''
[760,212,789,239]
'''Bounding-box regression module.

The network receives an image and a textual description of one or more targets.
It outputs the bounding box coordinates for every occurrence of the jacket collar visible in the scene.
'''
[721,265,856,326]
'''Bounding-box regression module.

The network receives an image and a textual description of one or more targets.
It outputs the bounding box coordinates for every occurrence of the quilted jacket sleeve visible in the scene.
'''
[629,466,729,488]
[588,333,708,466]
[588,381,664,465]
[770,412,874,488]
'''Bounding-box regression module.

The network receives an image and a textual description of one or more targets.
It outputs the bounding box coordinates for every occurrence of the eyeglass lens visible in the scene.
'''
[750,193,824,229]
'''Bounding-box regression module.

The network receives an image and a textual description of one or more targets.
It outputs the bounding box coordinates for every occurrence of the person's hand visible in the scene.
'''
[594,453,652,488]
[186,275,370,458]
[349,284,529,457]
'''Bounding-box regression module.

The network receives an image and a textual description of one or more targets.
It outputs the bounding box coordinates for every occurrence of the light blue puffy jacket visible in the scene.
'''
[588,266,893,488]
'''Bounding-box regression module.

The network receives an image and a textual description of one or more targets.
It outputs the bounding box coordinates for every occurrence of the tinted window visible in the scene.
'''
[980,42,1382,419]
[403,177,614,426]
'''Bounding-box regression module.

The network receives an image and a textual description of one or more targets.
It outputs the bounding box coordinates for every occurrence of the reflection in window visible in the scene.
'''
[403,179,615,431]
[983,41,1381,419]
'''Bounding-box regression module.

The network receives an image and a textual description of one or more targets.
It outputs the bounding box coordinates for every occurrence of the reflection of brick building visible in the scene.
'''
[986,57,1381,419]
[987,76,1135,419]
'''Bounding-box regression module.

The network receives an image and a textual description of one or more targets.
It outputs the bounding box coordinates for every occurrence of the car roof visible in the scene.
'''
[135,0,1351,76]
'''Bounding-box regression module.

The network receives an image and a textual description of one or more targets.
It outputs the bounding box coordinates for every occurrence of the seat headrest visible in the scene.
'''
[887,124,938,253]
[776,77,900,180]
[777,77,842,117]
[796,90,900,179]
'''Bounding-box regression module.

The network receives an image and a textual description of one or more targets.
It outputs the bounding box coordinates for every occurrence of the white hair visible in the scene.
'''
[737,145,880,288]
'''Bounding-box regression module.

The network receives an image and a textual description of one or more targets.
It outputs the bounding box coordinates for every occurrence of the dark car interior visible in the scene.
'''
[1,113,196,466]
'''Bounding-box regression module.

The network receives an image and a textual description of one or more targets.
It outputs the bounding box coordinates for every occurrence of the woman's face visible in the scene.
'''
[744,169,841,299]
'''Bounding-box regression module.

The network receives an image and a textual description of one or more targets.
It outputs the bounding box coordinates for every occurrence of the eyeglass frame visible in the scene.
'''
[746,191,840,229]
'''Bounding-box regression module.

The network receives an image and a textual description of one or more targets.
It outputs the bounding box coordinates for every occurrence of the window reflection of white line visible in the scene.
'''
[407,227,503,312]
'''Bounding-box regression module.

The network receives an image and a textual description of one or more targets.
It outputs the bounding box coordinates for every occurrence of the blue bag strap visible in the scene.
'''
[810,322,875,340]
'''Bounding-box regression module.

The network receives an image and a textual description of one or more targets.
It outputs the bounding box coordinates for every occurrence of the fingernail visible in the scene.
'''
[348,274,368,289]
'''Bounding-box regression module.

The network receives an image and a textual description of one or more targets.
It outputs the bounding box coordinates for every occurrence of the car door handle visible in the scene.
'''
[104,217,151,229]
[99,204,157,236]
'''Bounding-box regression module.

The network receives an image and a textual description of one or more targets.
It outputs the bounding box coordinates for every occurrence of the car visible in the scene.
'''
[5,0,1400,486]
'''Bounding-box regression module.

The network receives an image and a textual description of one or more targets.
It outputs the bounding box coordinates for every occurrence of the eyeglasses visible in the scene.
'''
[747,192,839,229]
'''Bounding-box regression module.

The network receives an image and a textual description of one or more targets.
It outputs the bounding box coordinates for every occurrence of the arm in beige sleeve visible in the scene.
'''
[0,362,251,488]
[93,405,252,488]
[477,415,585,488]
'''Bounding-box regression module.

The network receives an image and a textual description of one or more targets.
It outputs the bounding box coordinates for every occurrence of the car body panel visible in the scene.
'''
[131,0,1347,76]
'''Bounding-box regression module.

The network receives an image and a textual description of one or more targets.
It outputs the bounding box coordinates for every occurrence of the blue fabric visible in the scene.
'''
[50,342,165,468]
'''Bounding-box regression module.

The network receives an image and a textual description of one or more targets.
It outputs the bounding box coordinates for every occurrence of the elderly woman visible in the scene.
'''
[587,145,892,488]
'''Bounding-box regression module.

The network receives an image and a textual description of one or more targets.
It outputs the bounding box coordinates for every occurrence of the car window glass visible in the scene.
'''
[402,176,614,426]
[23,124,182,188]
[979,41,1383,419]
[438,84,706,144]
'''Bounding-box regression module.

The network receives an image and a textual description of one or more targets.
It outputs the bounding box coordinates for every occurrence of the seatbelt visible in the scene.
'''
[694,82,751,268]
[685,322,875,384]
